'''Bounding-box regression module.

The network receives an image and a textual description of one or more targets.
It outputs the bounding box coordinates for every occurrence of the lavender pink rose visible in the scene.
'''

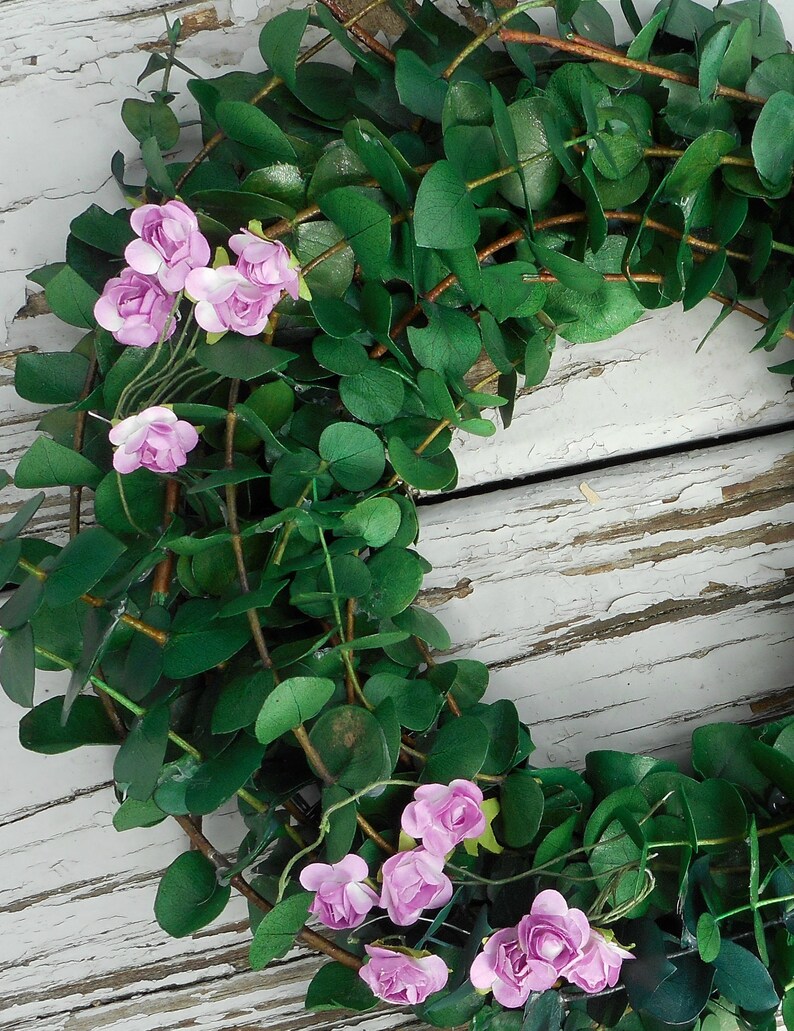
[125,199,211,291]
[380,847,453,927]
[565,929,634,993]
[401,779,486,856]
[471,890,632,1005]
[94,268,178,348]
[229,231,300,301]
[184,265,277,336]
[298,855,379,931]
[358,946,449,1005]
[109,406,198,474]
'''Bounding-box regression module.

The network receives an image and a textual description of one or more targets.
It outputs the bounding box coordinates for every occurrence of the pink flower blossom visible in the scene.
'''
[380,848,453,927]
[517,890,590,977]
[401,780,486,856]
[563,929,633,994]
[94,268,178,348]
[229,230,300,300]
[184,265,275,336]
[358,946,449,1005]
[109,406,198,474]
[298,854,379,930]
[126,200,211,291]
[470,926,557,1007]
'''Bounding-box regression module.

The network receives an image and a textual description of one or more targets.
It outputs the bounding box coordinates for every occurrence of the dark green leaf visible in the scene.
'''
[309,705,391,789]
[154,851,231,938]
[752,90,794,188]
[306,961,377,1012]
[318,423,385,491]
[500,769,544,848]
[45,266,99,329]
[0,624,36,707]
[413,160,480,250]
[408,303,481,379]
[19,695,117,753]
[70,206,134,257]
[319,188,392,278]
[258,9,309,90]
[114,705,170,801]
[423,715,489,782]
[255,675,335,746]
[250,891,312,970]
[15,437,103,490]
[122,98,179,149]
[361,546,424,618]
[196,336,296,380]
[713,940,779,1011]
[45,527,126,607]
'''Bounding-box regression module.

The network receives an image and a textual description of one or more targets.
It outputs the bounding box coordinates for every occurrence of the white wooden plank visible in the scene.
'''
[0,432,791,1030]
[418,429,794,764]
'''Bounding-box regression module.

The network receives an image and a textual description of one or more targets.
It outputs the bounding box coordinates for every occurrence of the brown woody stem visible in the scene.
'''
[499,30,768,106]
[174,815,362,969]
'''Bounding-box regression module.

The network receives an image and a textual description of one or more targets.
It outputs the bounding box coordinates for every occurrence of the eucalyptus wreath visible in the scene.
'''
[2,0,794,1027]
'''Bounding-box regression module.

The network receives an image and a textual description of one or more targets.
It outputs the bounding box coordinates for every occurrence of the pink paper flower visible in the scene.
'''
[229,230,300,300]
[470,926,557,1007]
[298,854,379,930]
[109,406,198,474]
[184,265,275,336]
[126,200,211,291]
[94,268,178,348]
[563,929,633,994]
[517,890,590,977]
[358,945,449,1005]
[380,848,453,927]
[401,780,486,856]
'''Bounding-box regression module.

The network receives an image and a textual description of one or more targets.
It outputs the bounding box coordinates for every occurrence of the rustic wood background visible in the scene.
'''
[1,1,793,1027]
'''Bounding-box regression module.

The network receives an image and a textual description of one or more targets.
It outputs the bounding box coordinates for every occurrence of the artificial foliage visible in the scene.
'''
[2,0,794,1027]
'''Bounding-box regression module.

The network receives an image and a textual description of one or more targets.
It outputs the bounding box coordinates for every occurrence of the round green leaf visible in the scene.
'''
[318,423,385,491]
[154,851,231,938]
[361,546,425,618]
[309,705,391,789]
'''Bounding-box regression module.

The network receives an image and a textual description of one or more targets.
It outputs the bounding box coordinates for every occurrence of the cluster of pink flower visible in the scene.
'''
[95,200,300,345]
[297,780,632,1007]
[92,200,302,475]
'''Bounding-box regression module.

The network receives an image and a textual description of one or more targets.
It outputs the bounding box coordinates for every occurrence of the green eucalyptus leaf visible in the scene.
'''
[255,675,335,746]
[318,423,385,491]
[249,891,312,970]
[0,623,36,707]
[154,851,231,938]
[19,695,117,753]
[413,160,480,250]
[45,266,99,329]
[752,90,794,188]
[258,8,309,90]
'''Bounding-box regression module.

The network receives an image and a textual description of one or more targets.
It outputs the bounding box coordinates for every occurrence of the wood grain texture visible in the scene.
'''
[419,430,794,764]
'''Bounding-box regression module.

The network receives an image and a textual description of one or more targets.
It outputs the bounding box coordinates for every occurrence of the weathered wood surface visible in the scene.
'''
[1,429,792,1030]
[1,0,794,1028]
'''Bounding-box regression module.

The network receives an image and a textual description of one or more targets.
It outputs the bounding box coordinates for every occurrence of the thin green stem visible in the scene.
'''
[715,892,794,923]
[443,0,555,80]
[114,294,183,419]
